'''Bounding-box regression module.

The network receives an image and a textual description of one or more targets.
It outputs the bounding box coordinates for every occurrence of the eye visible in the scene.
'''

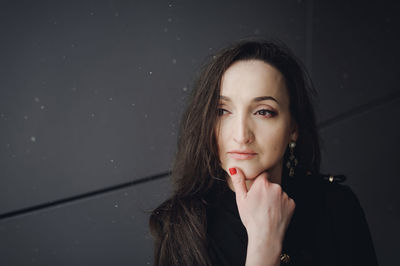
[217,108,229,116]
[255,109,276,117]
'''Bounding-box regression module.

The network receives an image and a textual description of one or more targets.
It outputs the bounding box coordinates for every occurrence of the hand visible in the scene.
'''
[228,167,296,246]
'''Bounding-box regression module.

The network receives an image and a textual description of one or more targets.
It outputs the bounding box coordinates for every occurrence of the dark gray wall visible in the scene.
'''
[0,0,398,265]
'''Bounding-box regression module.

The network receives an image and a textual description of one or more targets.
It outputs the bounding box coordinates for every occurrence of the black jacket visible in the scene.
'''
[206,170,379,265]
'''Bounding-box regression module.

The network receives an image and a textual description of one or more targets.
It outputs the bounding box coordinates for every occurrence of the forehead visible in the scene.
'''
[220,60,289,107]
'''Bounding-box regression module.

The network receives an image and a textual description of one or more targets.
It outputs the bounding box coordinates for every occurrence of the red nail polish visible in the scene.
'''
[229,168,237,175]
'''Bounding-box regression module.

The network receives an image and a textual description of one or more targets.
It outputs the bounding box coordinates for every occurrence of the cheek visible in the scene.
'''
[258,125,289,155]
[216,122,228,147]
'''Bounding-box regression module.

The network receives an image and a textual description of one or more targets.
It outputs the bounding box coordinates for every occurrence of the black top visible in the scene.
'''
[205,170,379,266]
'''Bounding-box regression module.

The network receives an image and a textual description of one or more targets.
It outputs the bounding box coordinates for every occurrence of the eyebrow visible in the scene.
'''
[219,95,279,104]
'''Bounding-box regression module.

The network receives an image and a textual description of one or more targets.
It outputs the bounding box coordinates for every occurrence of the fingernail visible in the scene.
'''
[229,168,237,175]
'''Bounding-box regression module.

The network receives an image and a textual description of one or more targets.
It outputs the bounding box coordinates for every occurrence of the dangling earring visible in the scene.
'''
[286,141,298,177]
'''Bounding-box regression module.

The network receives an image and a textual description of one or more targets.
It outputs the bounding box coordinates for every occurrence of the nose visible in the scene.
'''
[233,115,254,145]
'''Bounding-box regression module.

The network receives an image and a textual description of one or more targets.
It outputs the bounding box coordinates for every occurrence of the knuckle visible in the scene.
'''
[290,198,296,208]
[270,183,282,192]
[282,192,289,200]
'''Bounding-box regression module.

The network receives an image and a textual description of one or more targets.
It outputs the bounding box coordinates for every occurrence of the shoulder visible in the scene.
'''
[288,171,364,218]
[316,173,362,214]
[297,172,354,199]
[286,171,350,200]
[313,173,362,211]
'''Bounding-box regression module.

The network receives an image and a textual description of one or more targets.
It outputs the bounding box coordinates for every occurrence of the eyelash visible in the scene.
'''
[217,108,277,118]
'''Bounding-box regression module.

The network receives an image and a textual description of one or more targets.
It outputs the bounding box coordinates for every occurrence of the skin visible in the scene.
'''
[215,59,297,266]
[215,59,298,189]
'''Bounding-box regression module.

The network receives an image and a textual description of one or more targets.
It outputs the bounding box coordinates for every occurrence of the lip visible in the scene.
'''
[228,150,257,160]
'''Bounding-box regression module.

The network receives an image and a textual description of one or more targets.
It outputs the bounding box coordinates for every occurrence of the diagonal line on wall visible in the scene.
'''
[318,90,400,130]
[0,171,171,221]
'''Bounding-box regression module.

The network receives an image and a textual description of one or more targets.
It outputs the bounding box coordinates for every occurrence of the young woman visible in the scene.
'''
[149,39,378,265]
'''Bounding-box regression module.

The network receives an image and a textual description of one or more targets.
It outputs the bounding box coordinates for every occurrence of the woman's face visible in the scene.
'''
[215,59,298,190]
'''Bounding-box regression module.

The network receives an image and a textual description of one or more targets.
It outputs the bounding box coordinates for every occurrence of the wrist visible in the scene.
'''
[247,238,282,255]
[247,231,282,249]
[246,236,282,265]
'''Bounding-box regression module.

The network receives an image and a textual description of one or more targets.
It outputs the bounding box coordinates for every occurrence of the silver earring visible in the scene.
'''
[286,141,298,177]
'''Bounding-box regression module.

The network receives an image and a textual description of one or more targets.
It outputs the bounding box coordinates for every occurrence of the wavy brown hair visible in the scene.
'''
[149,39,321,265]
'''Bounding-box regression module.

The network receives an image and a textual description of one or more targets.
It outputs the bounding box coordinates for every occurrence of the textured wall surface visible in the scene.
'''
[0,0,398,265]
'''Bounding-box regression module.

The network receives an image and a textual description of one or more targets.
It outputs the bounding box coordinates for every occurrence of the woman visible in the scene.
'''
[149,39,378,265]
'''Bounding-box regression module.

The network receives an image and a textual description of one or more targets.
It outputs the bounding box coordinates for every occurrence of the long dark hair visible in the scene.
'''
[149,39,321,265]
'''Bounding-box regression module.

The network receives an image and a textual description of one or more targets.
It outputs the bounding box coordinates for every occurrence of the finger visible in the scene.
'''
[253,171,271,187]
[228,167,248,200]
[289,198,296,211]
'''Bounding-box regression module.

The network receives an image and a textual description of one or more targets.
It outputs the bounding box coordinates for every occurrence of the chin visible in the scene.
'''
[241,167,264,180]
[227,163,266,180]
[222,158,274,179]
